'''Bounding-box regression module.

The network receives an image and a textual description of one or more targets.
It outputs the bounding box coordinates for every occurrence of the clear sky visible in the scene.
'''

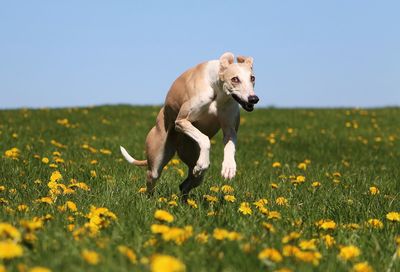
[1,1,399,108]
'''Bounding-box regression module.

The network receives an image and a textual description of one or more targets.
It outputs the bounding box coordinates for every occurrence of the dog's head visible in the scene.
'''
[219,52,259,112]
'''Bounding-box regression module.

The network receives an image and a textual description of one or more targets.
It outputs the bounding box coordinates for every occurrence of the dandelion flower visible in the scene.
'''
[224,195,236,202]
[81,249,100,265]
[275,197,288,206]
[258,248,283,263]
[386,212,400,222]
[117,245,137,264]
[154,210,174,223]
[338,245,360,261]
[369,186,379,195]
[367,219,383,229]
[0,241,23,259]
[351,262,373,272]
[238,202,252,215]
[150,254,185,272]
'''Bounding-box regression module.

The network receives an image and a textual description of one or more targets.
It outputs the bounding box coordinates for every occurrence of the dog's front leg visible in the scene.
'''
[174,100,212,177]
[221,127,237,180]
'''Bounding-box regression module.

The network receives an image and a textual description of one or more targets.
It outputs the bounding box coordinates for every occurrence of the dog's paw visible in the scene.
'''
[221,160,236,180]
[193,160,210,177]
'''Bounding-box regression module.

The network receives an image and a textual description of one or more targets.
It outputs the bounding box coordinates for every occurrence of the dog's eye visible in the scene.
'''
[231,77,240,83]
[250,75,255,82]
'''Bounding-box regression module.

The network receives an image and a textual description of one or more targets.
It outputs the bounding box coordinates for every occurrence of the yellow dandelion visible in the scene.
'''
[367,219,383,229]
[41,157,49,164]
[221,185,234,194]
[351,262,373,272]
[272,162,281,168]
[258,248,283,263]
[386,212,400,222]
[282,231,301,243]
[299,239,317,251]
[369,186,379,195]
[297,162,307,170]
[50,171,62,182]
[268,211,281,220]
[81,249,100,265]
[316,219,336,230]
[224,195,236,202]
[238,202,252,215]
[195,232,208,244]
[312,181,321,187]
[322,234,335,248]
[0,241,23,259]
[154,209,174,223]
[203,194,218,203]
[338,245,361,261]
[150,254,185,272]
[28,267,52,272]
[117,245,137,264]
[209,186,220,193]
[275,197,288,206]
[261,222,276,233]
[186,199,198,208]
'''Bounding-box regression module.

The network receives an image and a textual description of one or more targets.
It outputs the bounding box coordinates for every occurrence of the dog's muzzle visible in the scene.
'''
[231,94,259,112]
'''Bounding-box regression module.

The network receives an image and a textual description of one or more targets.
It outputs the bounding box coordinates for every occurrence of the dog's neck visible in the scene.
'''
[207,60,234,104]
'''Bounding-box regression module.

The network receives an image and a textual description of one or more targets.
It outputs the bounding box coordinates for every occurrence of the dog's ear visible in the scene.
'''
[237,55,253,68]
[219,52,234,71]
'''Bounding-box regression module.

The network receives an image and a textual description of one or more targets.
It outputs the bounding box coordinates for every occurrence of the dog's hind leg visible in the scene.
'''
[176,133,205,200]
[145,109,176,195]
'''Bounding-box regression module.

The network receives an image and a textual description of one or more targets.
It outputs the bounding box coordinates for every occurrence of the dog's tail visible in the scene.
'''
[120,146,148,167]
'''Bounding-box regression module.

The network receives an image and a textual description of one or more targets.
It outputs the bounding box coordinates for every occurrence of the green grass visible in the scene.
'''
[1,105,399,272]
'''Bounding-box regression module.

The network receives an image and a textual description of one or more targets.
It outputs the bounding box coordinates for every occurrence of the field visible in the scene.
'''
[1,105,399,272]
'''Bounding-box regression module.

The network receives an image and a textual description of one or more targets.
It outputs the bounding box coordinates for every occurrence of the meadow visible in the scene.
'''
[0,105,399,272]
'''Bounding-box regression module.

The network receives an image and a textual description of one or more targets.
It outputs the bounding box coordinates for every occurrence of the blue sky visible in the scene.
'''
[1,1,399,108]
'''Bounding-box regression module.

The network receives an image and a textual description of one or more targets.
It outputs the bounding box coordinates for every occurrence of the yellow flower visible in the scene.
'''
[369,186,379,195]
[212,228,241,241]
[238,202,252,215]
[296,175,306,182]
[150,254,185,272]
[294,250,322,266]
[203,194,218,203]
[90,170,97,178]
[35,197,53,205]
[0,241,23,259]
[351,262,373,272]
[100,149,112,155]
[41,157,49,164]
[50,171,62,182]
[268,211,281,220]
[28,267,52,272]
[282,231,301,243]
[297,162,307,170]
[65,201,78,212]
[4,147,20,159]
[154,210,174,223]
[195,232,209,244]
[316,219,336,230]
[161,226,193,245]
[272,162,281,168]
[338,245,361,261]
[261,222,276,233]
[17,205,28,212]
[0,223,21,242]
[258,248,283,263]
[312,181,321,187]
[299,239,317,251]
[253,198,268,208]
[186,199,198,208]
[221,185,234,194]
[224,195,236,202]
[117,245,137,264]
[209,186,219,193]
[138,187,147,193]
[322,234,335,248]
[81,249,100,265]
[275,197,288,206]
[386,212,400,222]
[367,219,383,229]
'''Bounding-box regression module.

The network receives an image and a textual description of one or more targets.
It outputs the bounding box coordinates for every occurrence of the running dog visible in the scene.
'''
[120,52,259,198]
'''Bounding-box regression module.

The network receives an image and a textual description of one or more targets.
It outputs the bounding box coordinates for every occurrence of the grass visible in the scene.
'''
[0,105,399,272]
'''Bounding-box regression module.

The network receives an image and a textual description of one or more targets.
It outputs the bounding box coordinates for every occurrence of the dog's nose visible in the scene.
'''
[248,95,259,104]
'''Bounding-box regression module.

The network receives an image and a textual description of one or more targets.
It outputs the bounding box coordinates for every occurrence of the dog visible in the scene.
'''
[120,52,259,198]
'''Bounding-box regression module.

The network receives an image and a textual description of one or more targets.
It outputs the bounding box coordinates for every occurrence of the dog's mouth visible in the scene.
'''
[231,93,255,112]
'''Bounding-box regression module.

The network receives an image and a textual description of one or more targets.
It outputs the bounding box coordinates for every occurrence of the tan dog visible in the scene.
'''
[120,52,259,198]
